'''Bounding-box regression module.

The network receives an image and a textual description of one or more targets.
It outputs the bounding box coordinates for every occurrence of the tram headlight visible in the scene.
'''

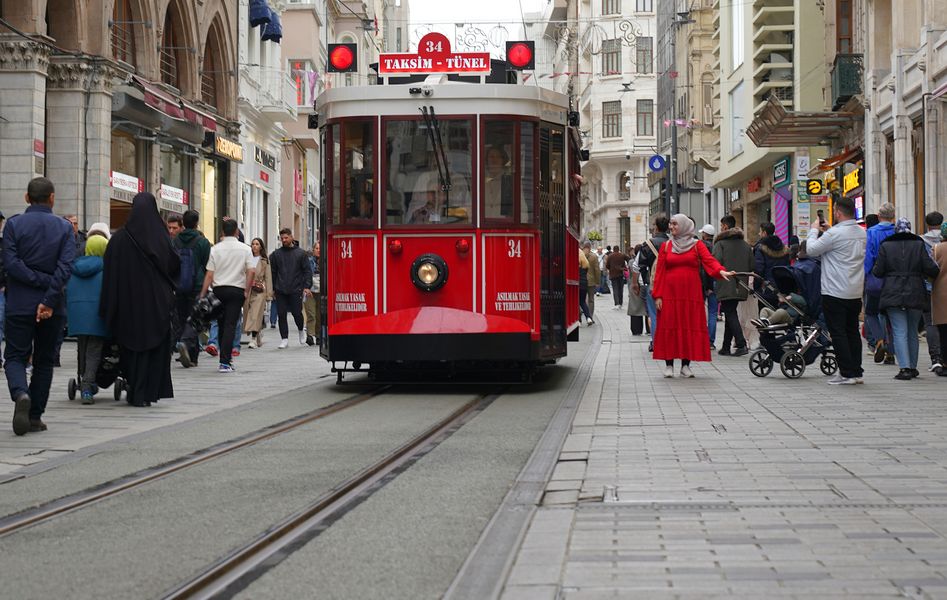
[410,254,449,292]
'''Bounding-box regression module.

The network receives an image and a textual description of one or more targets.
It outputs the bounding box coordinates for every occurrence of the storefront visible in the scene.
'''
[241,144,278,243]
[200,132,243,239]
[843,164,864,219]
[772,156,792,243]
[109,129,146,228]
[743,175,770,237]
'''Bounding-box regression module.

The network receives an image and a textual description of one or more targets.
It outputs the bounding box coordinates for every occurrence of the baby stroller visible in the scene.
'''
[740,263,838,379]
[68,340,127,402]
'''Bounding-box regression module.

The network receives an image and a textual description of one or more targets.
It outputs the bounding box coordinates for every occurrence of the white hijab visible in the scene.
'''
[670,213,698,254]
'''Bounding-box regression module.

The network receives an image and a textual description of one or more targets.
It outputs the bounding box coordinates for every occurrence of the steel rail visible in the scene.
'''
[162,392,499,600]
[0,387,388,537]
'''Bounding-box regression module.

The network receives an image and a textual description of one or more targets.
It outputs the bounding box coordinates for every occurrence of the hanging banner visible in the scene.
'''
[378,32,491,76]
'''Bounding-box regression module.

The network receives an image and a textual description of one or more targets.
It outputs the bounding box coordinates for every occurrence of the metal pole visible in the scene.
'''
[669,21,678,216]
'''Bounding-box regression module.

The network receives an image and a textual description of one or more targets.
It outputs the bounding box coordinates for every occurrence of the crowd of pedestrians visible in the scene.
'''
[583,198,947,383]
[3,178,320,436]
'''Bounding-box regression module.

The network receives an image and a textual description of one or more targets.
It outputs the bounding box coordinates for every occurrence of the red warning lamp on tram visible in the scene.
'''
[505,41,535,71]
[328,43,357,73]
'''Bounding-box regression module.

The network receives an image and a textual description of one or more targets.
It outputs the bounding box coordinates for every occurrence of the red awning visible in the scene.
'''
[181,101,218,131]
[133,76,185,120]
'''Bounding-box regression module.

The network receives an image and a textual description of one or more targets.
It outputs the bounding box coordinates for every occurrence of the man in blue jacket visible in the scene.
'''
[3,178,75,435]
[865,203,896,362]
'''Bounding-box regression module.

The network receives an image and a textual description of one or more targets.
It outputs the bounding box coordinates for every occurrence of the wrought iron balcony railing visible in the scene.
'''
[831,53,863,110]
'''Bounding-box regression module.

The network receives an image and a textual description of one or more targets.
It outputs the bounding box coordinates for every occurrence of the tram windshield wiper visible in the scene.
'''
[420,106,452,200]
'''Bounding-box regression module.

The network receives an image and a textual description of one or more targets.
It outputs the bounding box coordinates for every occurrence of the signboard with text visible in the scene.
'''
[773,156,791,188]
[378,32,491,76]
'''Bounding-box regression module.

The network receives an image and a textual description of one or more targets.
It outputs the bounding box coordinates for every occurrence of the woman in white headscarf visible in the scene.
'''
[651,214,735,378]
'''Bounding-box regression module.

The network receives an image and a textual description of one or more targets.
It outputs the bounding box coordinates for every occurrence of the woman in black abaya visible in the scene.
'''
[100,193,180,406]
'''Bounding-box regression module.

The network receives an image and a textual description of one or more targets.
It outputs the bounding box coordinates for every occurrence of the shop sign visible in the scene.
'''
[805,179,824,196]
[843,167,863,195]
[34,139,45,175]
[796,181,809,203]
[255,146,276,170]
[378,32,490,75]
[773,157,791,188]
[260,170,270,183]
[747,177,762,193]
[795,153,810,180]
[110,171,143,194]
[212,135,243,162]
[159,183,188,206]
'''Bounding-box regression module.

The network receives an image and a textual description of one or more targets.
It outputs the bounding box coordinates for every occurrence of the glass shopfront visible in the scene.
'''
[158,145,191,216]
[109,130,145,228]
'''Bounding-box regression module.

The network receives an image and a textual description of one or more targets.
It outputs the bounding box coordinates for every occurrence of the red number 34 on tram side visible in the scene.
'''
[317,35,583,383]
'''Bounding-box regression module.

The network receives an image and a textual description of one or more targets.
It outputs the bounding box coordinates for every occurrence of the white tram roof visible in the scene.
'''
[317,80,570,125]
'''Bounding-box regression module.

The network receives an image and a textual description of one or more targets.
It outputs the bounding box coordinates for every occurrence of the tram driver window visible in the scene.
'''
[385,119,472,225]
[483,122,515,220]
[343,120,374,223]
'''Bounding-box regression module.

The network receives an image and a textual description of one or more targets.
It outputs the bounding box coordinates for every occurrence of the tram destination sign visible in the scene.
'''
[378,32,490,76]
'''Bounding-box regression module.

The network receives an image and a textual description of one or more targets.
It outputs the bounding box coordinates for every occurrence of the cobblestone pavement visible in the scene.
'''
[503,300,947,599]
[0,333,326,478]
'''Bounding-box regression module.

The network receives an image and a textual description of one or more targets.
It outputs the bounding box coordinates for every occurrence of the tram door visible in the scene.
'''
[538,122,566,358]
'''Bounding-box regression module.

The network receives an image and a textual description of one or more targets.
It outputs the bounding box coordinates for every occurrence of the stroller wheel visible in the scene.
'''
[67,378,77,401]
[114,378,125,402]
[820,352,839,376]
[749,349,773,377]
[780,351,806,379]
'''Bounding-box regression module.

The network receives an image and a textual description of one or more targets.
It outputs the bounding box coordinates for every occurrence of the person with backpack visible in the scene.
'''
[172,210,211,368]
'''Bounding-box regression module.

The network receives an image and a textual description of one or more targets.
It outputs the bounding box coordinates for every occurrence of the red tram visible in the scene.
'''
[317,42,582,381]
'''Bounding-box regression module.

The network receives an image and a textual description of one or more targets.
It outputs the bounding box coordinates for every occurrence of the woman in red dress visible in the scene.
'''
[652,214,734,378]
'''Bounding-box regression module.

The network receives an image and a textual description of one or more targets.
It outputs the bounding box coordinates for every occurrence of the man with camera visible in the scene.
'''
[173,210,211,368]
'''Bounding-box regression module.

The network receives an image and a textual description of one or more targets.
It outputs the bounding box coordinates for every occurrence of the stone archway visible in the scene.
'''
[44,0,86,51]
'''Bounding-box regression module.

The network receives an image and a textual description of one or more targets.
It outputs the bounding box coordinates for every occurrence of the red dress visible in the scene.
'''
[651,241,725,362]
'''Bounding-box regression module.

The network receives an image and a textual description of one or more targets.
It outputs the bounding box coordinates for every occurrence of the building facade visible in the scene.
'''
[0,0,240,235]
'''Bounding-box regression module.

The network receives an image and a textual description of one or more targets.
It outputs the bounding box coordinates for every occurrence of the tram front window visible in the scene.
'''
[385,119,472,225]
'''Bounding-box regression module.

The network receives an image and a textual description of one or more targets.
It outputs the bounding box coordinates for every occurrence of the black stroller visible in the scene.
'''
[739,262,838,379]
[68,340,127,402]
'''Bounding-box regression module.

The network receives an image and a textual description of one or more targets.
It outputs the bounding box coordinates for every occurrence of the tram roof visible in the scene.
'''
[317,80,571,124]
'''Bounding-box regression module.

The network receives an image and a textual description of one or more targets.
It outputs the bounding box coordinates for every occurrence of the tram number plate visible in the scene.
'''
[507,239,523,258]
[340,240,354,259]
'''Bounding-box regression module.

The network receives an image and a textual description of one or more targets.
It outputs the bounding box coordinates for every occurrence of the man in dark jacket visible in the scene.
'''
[713,215,754,356]
[605,245,629,308]
[632,214,670,351]
[4,178,76,435]
[754,221,791,307]
[699,224,719,349]
[269,228,312,348]
[173,210,212,367]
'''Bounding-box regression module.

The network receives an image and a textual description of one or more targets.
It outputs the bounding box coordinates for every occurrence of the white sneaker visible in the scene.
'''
[587,319,595,326]
[298,330,307,345]
[248,340,258,349]
[680,365,694,378]
[663,365,674,378]
[929,363,943,372]
[278,339,289,349]
[827,373,845,384]
[828,376,857,385]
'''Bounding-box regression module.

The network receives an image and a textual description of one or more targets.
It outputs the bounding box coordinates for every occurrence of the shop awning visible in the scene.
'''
[746,95,857,148]
[133,76,185,120]
[812,146,863,174]
[181,101,217,131]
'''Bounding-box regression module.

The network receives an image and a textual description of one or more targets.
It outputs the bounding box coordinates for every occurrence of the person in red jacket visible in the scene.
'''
[652,214,735,379]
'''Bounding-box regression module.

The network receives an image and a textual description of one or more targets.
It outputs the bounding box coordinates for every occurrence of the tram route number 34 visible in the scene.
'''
[507,239,523,258]
[340,240,354,259]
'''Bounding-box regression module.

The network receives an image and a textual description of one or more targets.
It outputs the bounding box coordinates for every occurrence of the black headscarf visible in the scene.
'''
[100,193,181,351]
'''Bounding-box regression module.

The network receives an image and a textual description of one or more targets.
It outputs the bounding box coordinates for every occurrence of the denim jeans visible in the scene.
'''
[269,299,278,327]
[706,291,718,346]
[887,307,922,370]
[5,314,63,419]
[864,292,889,348]
[641,285,658,340]
[208,311,243,351]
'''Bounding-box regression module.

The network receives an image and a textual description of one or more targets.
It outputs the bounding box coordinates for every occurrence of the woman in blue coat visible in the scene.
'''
[66,234,110,403]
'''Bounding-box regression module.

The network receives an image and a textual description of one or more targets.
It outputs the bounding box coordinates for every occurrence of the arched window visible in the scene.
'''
[201,22,223,110]
[160,7,181,87]
[111,0,136,66]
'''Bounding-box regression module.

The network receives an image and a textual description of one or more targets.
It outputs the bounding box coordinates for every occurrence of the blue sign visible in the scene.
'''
[648,155,666,172]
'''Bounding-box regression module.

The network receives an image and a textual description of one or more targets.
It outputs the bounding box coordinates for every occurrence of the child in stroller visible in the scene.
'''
[69,340,126,403]
[742,264,838,379]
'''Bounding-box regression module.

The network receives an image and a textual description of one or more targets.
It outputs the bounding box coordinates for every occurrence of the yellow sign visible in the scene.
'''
[215,136,244,162]
[806,179,824,195]
[843,167,862,195]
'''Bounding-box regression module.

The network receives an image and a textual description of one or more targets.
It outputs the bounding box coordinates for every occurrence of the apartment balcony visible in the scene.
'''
[240,66,298,121]
[831,53,863,110]
[753,5,793,26]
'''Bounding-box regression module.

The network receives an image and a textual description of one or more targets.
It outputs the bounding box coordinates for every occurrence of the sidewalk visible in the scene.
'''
[503,302,947,599]
[0,332,326,478]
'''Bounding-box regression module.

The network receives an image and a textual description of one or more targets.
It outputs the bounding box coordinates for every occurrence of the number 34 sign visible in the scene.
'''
[378,32,491,76]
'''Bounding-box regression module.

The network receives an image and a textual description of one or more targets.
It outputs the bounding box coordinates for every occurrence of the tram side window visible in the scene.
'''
[343,120,375,223]
[520,122,536,224]
[483,121,515,221]
[331,124,341,225]
[385,119,472,225]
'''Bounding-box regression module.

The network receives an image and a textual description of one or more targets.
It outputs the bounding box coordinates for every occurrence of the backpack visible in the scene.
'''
[174,236,200,293]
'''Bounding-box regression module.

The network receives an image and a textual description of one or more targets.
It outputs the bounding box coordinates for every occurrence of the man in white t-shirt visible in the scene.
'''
[200,219,254,373]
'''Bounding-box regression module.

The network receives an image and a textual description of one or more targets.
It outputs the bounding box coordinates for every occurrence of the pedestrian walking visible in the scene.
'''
[583,241,601,318]
[699,224,719,348]
[172,210,211,368]
[626,259,647,334]
[632,214,670,351]
[651,214,734,378]
[931,225,947,377]
[921,211,944,372]
[804,196,867,385]
[302,241,321,345]
[578,247,593,325]
[201,219,254,373]
[872,218,939,380]
[101,192,180,407]
[753,221,791,308]
[269,228,312,348]
[595,246,609,294]
[865,203,896,363]
[244,237,273,348]
[66,233,110,404]
[3,177,76,434]
[605,245,629,308]
[0,211,6,370]
[166,214,183,239]
[712,215,754,357]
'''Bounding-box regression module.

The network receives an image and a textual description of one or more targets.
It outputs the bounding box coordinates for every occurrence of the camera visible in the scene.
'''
[625,150,631,160]
[421,85,433,97]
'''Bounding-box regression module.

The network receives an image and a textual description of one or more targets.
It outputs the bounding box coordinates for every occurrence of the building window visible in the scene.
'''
[602,100,622,138]
[602,0,620,15]
[636,99,653,136]
[837,0,853,53]
[160,9,181,88]
[396,27,402,52]
[291,59,315,106]
[730,1,744,71]
[201,52,218,109]
[729,82,744,155]
[636,36,652,74]
[601,39,621,76]
[636,0,653,11]
[111,0,136,66]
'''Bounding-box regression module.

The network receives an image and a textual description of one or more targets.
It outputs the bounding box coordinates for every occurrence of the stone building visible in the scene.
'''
[0,0,240,234]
